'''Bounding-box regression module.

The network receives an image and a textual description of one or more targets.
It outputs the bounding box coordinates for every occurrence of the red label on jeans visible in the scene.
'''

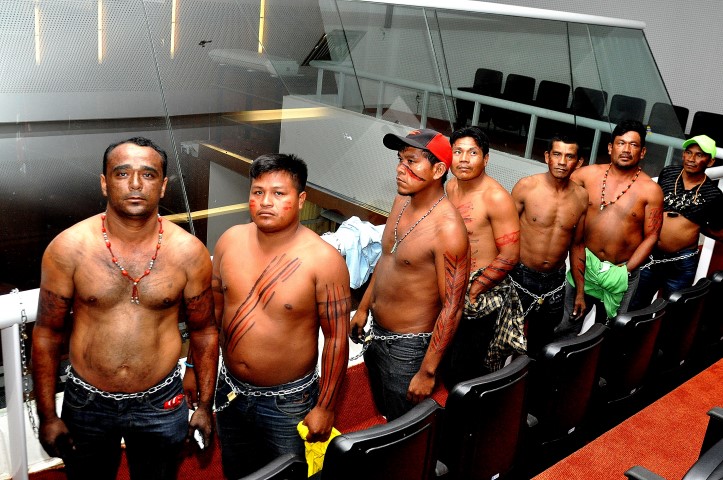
[164,394,184,410]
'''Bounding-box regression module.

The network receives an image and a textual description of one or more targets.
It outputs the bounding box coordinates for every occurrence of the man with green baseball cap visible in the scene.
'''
[632,134,723,308]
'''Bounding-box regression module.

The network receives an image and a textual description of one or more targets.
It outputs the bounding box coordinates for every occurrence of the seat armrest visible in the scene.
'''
[624,465,667,480]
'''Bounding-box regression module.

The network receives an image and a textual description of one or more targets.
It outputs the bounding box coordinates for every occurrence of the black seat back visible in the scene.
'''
[238,453,307,480]
[648,102,689,137]
[440,355,532,480]
[321,398,442,480]
[609,94,647,123]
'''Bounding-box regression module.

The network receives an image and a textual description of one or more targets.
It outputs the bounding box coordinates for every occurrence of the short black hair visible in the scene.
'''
[103,137,168,177]
[611,119,647,148]
[547,133,581,155]
[250,153,308,193]
[450,126,490,156]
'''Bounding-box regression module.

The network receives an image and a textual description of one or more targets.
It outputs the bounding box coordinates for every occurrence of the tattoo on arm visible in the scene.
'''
[317,284,351,410]
[648,208,663,233]
[185,286,215,328]
[475,256,516,291]
[37,289,72,327]
[494,230,521,248]
[225,255,301,352]
[430,253,468,354]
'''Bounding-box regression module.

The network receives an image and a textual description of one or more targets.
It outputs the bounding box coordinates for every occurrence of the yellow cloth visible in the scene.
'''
[296,421,341,477]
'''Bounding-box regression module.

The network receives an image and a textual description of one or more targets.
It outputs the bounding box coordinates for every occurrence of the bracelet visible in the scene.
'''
[185,361,194,368]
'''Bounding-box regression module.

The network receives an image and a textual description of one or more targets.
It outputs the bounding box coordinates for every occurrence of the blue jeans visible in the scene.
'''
[215,367,319,479]
[61,366,187,480]
[555,267,640,339]
[510,263,566,357]
[364,323,430,421]
[630,247,699,310]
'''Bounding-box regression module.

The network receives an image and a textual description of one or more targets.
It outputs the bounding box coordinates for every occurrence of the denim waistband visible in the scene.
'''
[222,361,317,394]
[372,322,432,337]
[513,262,566,278]
[66,363,181,400]
[652,245,699,259]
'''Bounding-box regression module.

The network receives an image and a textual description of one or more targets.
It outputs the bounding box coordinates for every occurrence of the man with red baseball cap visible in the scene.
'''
[351,128,470,420]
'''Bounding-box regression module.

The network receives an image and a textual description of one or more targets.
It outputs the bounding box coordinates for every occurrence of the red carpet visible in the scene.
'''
[533,359,723,480]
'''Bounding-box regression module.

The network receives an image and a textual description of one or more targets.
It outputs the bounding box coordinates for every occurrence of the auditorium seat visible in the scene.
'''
[654,278,711,372]
[608,94,647,124]
[647,102,689,137]
[436,355,532,480]
[238,453,307,480]
[571,86,608,152]
[689,111,723,147]
[492,73,536,135]
[598,298,667,405]
[527,323,607,446]
[318,398,442,480]
[533,80,571,140]
[455,67,503,129]
[695,271,723,356]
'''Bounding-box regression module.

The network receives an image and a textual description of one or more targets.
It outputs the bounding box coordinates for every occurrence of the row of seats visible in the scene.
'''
[239,269,723,480]
[455,67,723,146]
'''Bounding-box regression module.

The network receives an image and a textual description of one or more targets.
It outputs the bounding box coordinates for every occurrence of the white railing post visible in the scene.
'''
[315,67,324,101]
[2,325,29,480]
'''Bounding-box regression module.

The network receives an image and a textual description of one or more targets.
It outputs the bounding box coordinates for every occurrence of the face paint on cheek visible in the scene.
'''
[402,163,425,182]
[249,199,258,213]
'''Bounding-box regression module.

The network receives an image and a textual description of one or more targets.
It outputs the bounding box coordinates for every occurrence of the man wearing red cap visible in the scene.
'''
[351,128,470,420]
[443,126,525,386]
[632,134,723,308]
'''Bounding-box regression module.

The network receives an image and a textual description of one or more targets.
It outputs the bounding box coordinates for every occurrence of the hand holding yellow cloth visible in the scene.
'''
[296,421,341,477]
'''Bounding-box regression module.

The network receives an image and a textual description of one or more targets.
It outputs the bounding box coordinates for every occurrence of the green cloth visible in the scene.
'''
[567,248,629,318]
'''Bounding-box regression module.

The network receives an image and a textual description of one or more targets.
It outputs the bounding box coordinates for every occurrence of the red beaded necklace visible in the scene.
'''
[101,213,163,305]
[600,165,642,211]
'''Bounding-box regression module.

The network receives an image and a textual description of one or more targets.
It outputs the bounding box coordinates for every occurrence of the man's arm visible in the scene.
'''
[407,220,470,404]
[303,251,351,442]
[469,189,520,300]
[626,184,664,271]
[31,238,75,459]
[184,242,219,448]
[510,177,530,217]
[570,203,587,318]
[349,272,374,343]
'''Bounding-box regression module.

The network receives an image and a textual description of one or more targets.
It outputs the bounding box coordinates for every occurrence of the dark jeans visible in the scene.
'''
[630,247,699,310]
[364,323,430,422]
[61,366,187,480]
[215,368,318,479]
[555,267,640,339]
[510,263,566,357]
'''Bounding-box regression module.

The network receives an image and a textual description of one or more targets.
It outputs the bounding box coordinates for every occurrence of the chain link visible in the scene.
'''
[348,318,432,362]
[215,362,319,413]
[12,288,38,437]
[65,364,181,401]
[640,250,698,270]
[509,278,566,318]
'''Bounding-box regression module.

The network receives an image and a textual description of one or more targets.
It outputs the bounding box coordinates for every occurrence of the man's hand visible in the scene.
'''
[302,406,334,443]
[188,405,213,450]
[39,417,75,459]
[407,370,435,405]
[182,367,199,409]
[349,310,369,344]
[468,279,483,305]
[572,294,586,320]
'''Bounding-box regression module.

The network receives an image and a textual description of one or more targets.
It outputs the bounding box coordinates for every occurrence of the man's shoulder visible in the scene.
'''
[48,215,97,251]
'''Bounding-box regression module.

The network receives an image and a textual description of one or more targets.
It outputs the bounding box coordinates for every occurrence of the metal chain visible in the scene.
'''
[348,318,432,362]
[640,250,698,270]
[65,364,181,400]
[215,362,319,413]
[509,278,566,318]
[12,288,38,437]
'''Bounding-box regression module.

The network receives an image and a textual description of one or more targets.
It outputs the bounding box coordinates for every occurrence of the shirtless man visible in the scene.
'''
[443,125,525,386]
[350,129,469,420]
[632,135,723,309]
[185,153,351,479]
[556,119,663,337]
[510,135,588,355]
[32,137,218,480]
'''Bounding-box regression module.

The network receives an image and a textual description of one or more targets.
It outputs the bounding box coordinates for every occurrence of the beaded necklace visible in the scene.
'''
[600,165,642,211]
[101,213,163,304]
[391,193,446,254]
[672,168,706,205]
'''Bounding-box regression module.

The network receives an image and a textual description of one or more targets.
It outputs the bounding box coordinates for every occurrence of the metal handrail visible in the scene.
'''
[310,60,723,165]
